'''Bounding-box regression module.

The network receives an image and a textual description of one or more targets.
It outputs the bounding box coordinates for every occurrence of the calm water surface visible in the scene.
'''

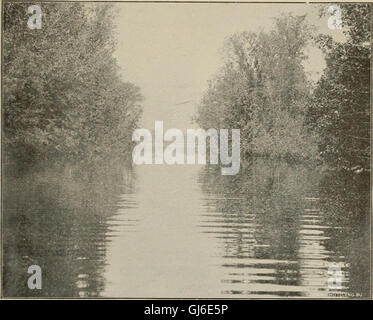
[3,159,370,298]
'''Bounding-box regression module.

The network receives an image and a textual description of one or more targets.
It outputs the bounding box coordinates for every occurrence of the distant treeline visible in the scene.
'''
[3,3,143,166]
[195,4,370,171]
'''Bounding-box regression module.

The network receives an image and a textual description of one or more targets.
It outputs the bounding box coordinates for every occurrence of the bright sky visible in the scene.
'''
[113,3,345,129]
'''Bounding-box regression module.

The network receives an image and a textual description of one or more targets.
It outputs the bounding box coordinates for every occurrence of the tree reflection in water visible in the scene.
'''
[198,159,370,298]
[3,161,137,297]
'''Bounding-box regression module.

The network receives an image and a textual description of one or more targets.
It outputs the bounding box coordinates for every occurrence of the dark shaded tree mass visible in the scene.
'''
[3,3,143,166]
[307,4,371,171]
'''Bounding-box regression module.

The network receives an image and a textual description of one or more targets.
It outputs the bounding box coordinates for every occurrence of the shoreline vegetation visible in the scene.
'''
[3,3,143,171]
[195,5,370,173]
[3,3,370,175]
[2,3,370,299]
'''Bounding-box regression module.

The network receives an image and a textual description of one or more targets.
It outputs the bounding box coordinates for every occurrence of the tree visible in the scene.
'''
[195,14,317,161]
[3,3,143,165]
[307,4,371,171]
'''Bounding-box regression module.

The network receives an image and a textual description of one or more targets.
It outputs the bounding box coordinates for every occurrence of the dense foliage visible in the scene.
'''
[307,4,371,171]
[3,3,143,165]
[195,14,318,162]
[196,6,371,170]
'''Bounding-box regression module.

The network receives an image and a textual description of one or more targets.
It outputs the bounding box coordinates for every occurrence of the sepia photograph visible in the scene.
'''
[1,1,371,300]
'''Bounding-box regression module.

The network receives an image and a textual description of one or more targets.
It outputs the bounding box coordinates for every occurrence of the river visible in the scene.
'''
[3,159,370,298]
